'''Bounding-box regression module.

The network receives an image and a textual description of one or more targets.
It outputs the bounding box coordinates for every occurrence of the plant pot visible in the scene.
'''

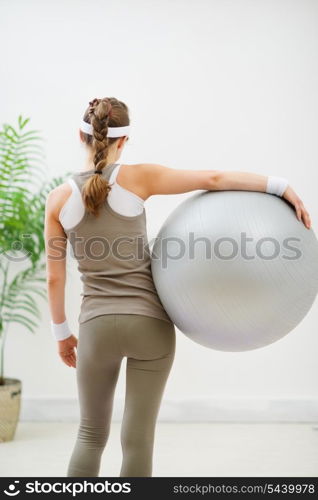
[0,378,22,442]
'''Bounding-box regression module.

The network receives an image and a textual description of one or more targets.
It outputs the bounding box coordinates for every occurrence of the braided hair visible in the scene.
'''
[81,97,130,216]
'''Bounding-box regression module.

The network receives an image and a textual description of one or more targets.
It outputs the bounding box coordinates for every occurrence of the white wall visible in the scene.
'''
[1,0,318,421]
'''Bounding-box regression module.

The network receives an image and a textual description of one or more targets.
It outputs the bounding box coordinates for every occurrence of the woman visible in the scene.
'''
[44,96,311,478]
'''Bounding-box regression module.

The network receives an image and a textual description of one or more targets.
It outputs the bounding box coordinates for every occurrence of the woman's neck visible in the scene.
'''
[83,150,119,172]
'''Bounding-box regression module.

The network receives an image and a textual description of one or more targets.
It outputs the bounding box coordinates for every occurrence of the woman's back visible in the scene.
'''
[59,162,172,325]
[59,163,145,228]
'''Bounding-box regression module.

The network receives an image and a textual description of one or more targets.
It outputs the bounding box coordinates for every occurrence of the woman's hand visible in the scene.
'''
[282,186,311,229]
[58,334,78,368]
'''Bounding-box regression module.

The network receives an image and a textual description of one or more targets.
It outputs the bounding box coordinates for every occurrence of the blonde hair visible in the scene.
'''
[81,97,130,216]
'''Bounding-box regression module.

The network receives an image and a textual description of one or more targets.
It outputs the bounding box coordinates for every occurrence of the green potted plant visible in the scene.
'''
[0,115,66,442]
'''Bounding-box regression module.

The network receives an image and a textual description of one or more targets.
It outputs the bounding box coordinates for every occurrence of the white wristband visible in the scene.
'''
[51,319,72,341]
[266,176,289,197]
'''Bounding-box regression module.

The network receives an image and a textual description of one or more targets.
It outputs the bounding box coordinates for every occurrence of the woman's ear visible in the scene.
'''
[118,136,128,150]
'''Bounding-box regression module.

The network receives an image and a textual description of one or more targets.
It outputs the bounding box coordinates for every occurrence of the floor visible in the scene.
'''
[0,422,317,477]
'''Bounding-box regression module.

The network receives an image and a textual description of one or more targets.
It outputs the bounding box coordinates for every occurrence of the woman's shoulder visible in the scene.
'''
[47,181,72,201]
[119,162,165,173]
[118,163,172,184]
[115,163,145,200]
[116,163,165,200]
[46,181,73,217]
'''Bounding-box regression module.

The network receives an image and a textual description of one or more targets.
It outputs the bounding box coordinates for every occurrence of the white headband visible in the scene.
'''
[80,119,130,138]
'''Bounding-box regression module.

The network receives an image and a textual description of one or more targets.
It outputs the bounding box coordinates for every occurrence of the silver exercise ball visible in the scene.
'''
[151,190,318,352]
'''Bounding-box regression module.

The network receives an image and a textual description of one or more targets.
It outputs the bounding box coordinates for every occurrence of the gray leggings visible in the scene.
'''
[66,314,176,477]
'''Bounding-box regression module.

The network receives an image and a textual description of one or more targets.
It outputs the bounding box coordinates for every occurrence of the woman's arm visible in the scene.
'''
[139,164,268,194]
[44,186,77,367]
[44,189,68,323]
[133,164,311,229]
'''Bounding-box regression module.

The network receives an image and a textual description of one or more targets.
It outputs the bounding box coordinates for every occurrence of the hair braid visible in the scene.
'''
[89,98,112,173]
[81,97,129,216]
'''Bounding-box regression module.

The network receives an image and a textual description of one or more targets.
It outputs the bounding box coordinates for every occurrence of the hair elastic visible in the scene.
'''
[80,119,130,137]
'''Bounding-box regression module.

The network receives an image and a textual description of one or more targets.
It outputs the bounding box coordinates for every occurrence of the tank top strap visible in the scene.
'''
[71,163,119,192]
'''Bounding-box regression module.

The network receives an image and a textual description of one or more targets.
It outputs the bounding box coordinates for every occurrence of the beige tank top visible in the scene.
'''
[64,163,172,325]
